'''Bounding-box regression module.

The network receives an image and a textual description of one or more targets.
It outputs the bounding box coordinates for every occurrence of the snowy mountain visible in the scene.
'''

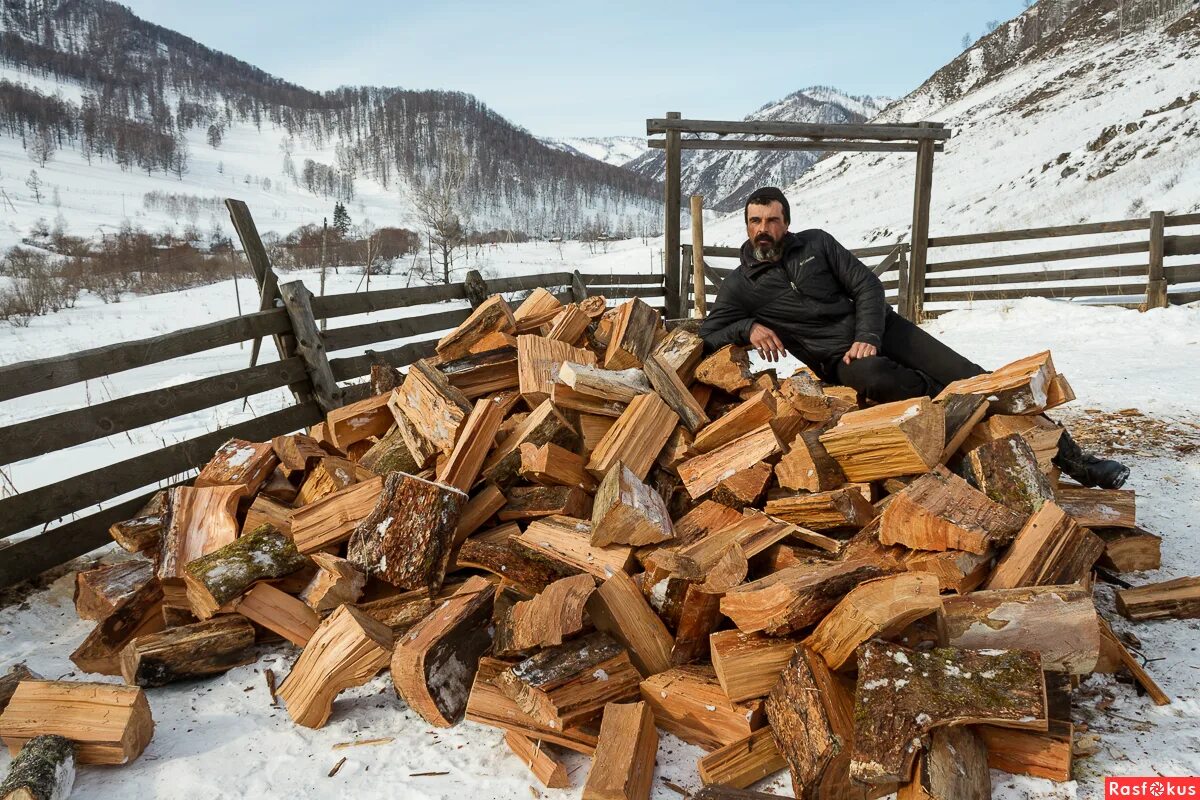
[541,136,648,167]
[0,0,662,250]
[625,86,892,212]
[701,0,1200,250]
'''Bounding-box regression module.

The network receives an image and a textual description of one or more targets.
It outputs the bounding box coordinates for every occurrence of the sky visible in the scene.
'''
[118,0,1028,138]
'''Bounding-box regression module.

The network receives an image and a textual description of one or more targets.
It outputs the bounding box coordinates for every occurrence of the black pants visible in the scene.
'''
[833,311,986,404]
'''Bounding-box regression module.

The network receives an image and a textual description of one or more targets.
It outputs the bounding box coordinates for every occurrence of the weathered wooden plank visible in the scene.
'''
[0,403,322,541]
[646,118,950,140]
[310,283,466,319]
[925,263,1150,288]
[328,339,440,382]
[322,308,473,353]
[927,218,1150,248]
[0,308,290,404]
[0,359,309,467]
[927,240,1150,274]
[587,287,665,300]
[578,274,667,286]
[648,138,940,153]
[928,283,1150,303]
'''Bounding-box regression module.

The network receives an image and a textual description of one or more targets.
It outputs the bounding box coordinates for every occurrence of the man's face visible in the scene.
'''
[746,201,788,251]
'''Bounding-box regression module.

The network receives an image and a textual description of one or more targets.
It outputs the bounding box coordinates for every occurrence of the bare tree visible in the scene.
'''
[961,33,972,49]
[25,170,42,204]
[412,136,471,285]
[29,125,55,167]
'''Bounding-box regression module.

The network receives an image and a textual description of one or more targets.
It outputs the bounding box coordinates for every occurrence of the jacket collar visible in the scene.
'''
[739,231,804,278]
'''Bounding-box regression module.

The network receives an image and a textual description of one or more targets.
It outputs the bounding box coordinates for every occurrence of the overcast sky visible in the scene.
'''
[120,0,1026,138]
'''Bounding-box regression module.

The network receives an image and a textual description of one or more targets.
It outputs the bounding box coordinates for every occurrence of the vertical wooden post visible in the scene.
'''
[571,270,588,303]
[690,195,707,318]
[464,269,488,309]
[278,280,342,414]
[896,245,911,319]
[664,111,683,319]
[1144,210,1168,309]
[908,124,936,322]
[319,218,329,333]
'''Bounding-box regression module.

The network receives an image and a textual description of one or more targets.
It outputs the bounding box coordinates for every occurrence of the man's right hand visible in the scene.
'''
[749,322,787,362]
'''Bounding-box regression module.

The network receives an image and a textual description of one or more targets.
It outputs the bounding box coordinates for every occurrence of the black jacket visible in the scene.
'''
[698,229,887,381]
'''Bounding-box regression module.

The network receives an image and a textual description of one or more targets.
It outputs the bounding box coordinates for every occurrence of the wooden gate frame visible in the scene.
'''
[647,114,951,320]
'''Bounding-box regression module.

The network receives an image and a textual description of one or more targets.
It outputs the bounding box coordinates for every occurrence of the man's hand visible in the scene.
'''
[749,323,787,362]
[842,341,878,365]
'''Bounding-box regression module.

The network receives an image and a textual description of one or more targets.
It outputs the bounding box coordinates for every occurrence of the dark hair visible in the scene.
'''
[744,186,791,224]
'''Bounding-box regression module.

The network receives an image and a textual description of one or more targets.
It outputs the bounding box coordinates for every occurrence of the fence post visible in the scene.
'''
[278,280,343,414]
[663,111,683,319]
[571,270,588,302]
[908,123,936,322]
[464,269,488,309]
[690,195,707,318]
[896,245,912,319]
[1144,210,1168,309]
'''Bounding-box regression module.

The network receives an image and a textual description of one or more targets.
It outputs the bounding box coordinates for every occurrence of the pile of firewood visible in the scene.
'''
[2,288,1197,800]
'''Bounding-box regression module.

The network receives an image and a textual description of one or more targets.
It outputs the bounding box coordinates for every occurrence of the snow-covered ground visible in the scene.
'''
[1,260,1198,798]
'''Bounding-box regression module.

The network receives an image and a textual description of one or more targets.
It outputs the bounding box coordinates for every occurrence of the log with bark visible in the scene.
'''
[962,433,1055,513]
[183,523,307,620]
[195,438,278,495]
[465,658,598,755]
[1117,576,1200,621]
[897,726,990,800]
[0,734,75,800]
[108,491,169,553]
[156,485,243,580]
[73,560,155,622]
[70,576,164,676]
[120,616,257,687]
[985,501,1103,589]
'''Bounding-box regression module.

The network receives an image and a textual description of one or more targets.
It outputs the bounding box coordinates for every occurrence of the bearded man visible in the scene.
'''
[698,186,1129,489]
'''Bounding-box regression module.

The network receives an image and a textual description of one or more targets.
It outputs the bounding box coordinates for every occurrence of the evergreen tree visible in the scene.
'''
[332,201,351,236]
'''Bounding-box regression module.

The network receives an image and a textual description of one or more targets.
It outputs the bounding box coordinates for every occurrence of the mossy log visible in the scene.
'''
[183,524,307,620]
[120,616,256,687]
[963,432,1054,514]
[0,734,75,800]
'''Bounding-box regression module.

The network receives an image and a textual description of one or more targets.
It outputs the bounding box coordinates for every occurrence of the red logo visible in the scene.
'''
[1106,778,1200,798]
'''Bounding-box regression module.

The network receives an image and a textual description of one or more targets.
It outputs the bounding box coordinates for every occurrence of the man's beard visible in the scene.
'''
[752,236,783,262]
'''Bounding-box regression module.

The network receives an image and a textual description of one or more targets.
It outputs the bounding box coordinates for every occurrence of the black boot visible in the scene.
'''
[1052,429,1130,489]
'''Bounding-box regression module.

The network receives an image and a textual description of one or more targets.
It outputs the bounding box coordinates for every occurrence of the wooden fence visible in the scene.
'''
[685,210,1200,320]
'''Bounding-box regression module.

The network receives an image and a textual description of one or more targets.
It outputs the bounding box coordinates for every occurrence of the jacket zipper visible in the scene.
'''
[787,255,815,294]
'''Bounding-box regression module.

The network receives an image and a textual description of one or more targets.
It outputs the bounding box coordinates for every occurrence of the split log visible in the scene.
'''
[898,726,990,800]
[695,345,753,393]
[514,287,564,331]
[325,393,394,451]
[437,346,519,401]
[603,298,660,369]
[1098,618,1169,705]
[587,571,674,677]
[156,485,243,580]
[497,631,641,729]
[70,577,164,676]
[941,585,1100,673]
[388,394,439,470]
[655,425,695,474]
[587,392,680,481]
[804,573,943,671]
[720,559,888,635]
[644,352,709,434]
[937,351,1056,414]
[639,665,763,751]
[436,294,516,360]
[355,587,438,636]
[903,549,992,594]
[518,335,597,407]
[119,616,256,687]
[712,461,773,511]
[276,604,394,728]
[483,399,580,488]
[582,701,657,800]
[436,395,507,492]
[357,425,420,475]
[74,560,155,622]
[935,393,989,464]
[553,361,649,417]
[578,412,616,457]
[0,681,154,765]
[183,524,307,620]
[653,500,744,558]
[978,720,1072,783]
[295,456,372,505]
[591,463,674,547]
[985,502,1103,589]
[346,472,467,590]
[818,397,944,482]
[392,360,473,454]
[697,726,787,790]
[710,630,799,703]
[298,552,366,613]
[195,438,278,495]
[1096,527,1161,572]
[660,512,794,581]
[546,303,591,344]
[234,583,320,646]
[1054,486,1136,528]
[108,491,168,553]
[765,647,863,800]
[678,425,782,499]
[499,485,591,522]
[670,582,726,667]
[0,734,75,800]
[504,731,570,789]
[693,789,795,800]
[963,433,1054,513]
[850,642,1047,785]
[519,441,596,491]
[653,326,705,381]
[506,573,595,651]
[776,429,846,493]
[1117,576,1200,621]
[764,487,875,532]
[451,483,507,548]
[963,414,1062,475]
[879,466,1025,555]
[466,658,598,755]
[391,575,495,727]
[0,667,40,717]
[457,522,568,593]
[289,475,384,553]
[693,390,775,454]
[243,494,293,537]
[1045,372,1075,409]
